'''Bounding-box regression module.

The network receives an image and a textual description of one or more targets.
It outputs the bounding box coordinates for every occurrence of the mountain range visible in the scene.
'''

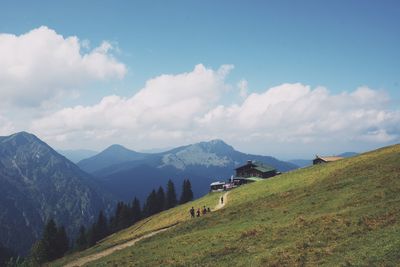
[77,140,298,202]
[54,143,400,266]
[0,132,298,255]
[57,149,98,163]
[0,132,113,255]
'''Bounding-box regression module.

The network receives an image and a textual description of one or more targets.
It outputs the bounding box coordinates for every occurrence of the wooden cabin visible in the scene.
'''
[235,160,277,179]
[313,155,343,165]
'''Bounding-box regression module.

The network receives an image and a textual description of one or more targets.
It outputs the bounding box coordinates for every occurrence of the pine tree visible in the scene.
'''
[110,202,124,232]
[55,226,69,258]
[186,179,194,202]
[29,240,47,265]
[165,179,177,209]
[118,202,131,230]
[144,189,158,216]
[87,223,97,247]
[131,197,142,223]
[30,218,70,263]
[156,186,166,213]
[41,218,59,261]
[75,225,87,251]
[96,210,109,241]
[180,179,194,204]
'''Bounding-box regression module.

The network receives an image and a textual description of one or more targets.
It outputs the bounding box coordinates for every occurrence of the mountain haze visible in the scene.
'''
[78,144,148,173]
[79,139,297,202]
[57,149,98,163]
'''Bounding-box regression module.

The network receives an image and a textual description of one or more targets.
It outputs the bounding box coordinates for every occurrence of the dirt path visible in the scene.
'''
[63,226,174,267]
[214,191,229,211]
[64,194,229,267]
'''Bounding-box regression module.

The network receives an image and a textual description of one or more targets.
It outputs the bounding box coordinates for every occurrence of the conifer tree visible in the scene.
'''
[186,179,194,202]
[87,223,97,247]
[144,189,158,216]
[131,197,142,223]
[118,203,131,230]
[156,186,166,213]
[180,179,194,204]
[165,179,177,209]
[95,210,109,241]
[55,226,69,258]
[30,240,47,265]
[41,218,59,261]
[110,202,124,232]
[75,225,88,251]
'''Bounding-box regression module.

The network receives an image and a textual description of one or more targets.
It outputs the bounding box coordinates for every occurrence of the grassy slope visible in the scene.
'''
[51,193,221,266]
[57,144,400,266]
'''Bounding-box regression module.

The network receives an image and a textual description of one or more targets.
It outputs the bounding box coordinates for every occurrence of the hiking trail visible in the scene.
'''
[63,192,229,267]
[214,191,229,211]
[63,225,174,267]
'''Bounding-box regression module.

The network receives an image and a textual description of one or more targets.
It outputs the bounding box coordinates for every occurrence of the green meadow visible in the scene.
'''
[55,144,400,266]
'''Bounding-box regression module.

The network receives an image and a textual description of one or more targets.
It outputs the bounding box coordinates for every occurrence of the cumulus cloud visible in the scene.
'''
[237,79,248,98]
[0,26,126,107]
[198,84,400,144]
[30,64,233,145]
[29,65,400,154]
[0,115,15,136]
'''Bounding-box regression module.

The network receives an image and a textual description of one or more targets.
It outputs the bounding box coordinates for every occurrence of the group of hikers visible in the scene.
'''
[189,206,211,218]
[189,196,224,218]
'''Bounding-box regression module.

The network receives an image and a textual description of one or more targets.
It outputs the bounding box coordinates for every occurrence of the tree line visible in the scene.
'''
[75,179,193,250]
[6,179,193,266]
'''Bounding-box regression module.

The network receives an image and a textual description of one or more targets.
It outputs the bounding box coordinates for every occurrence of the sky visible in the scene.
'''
[0,0,399,159]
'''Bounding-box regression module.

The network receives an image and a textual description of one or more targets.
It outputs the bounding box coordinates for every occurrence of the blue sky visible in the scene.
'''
[0,1,399,158]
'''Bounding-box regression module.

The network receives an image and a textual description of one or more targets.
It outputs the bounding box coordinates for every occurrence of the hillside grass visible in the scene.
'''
[51,192,221,266]
[57,144,400,266]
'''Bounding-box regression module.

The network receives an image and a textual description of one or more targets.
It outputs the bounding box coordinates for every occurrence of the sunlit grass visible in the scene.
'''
[55,144,400,266]
[51,192,221,266]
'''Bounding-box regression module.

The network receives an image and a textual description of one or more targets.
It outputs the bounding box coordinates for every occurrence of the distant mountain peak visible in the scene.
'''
[104,144,132,152]
[196,139,234,152]
[4,131,41,144]
[78,144,147,173]
[0,131,112,254]
[159,139,235,170]
[208,139,226,144]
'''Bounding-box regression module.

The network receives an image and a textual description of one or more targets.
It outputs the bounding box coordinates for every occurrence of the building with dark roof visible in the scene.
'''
[313,155,343,165]
[235,160,277,179]
[210,160,278,191]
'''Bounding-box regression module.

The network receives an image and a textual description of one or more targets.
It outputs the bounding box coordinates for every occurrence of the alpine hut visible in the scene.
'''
[313,155,343,165]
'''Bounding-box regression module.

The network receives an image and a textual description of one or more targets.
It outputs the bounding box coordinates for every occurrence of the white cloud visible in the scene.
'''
[30,64,233,146]
[0,115,15,136]
[0,26,126,107]
[28,65,400,155]
[198,84,400,145]
[237,79,248,98]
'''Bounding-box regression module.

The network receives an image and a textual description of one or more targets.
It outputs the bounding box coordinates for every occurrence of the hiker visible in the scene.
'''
[207,207,211,212]
[221,196,224,204]
[190,207,195,218]
[196,208,201,217]
[202,206,207,215]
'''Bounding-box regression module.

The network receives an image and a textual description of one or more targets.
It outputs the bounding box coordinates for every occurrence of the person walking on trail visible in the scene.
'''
[221,196,224,205]
[202,206,207,215]
[190,207,195,218]
[196,208,201,217]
